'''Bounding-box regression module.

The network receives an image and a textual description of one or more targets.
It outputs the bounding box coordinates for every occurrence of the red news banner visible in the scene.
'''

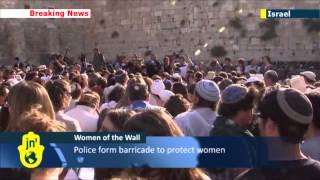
[0,9,91,18]
[30,9,90,18]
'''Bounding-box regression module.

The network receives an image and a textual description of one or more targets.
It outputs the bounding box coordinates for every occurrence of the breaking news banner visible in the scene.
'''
[0,9,91,18]
[260,9,320,19]
[0,132,290,169]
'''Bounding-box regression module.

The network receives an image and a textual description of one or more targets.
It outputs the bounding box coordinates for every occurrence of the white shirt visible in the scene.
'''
[56,111,82,132]
[175,107,217,136]
[66,105,99,132]
[99,101,117,112]
[179,65,188,79]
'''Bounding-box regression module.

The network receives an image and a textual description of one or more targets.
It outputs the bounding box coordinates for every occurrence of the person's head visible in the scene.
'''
[125,109,182,136]
[300,71,316,85]
[93,48,99,54]
[194,71,203,82]
[108,85,125,102]
[262,56,271,65]
[124,109,207,179]
[178,55,186,65]
[7,81,55,131]
[218,79,233,91]
[193,80,220,111]
[45,79,72,112]
[212,76,224,84]
[71,75,88,89]
[172,82,188,99]
[0,85,9,106]
[218,72,228,79]
[163,56,170,65]
[264,70,278,87]
[79,53,86,62]
[164,94,190,117]
[70,82,82,100]
[15,104,65,132]
[225,57,232,64]
[128,83,149,102]
[258,89,313,144]
[77,91,100,110]
[219,85,258,128]
[3,69,15,80]
[238,58,245,66]
[305,92,320,135]
[99,109,135,132]
[95,77,108,89]
[114,70,129,86]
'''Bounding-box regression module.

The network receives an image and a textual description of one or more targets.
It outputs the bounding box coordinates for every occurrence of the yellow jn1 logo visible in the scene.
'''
[18,132,44,168]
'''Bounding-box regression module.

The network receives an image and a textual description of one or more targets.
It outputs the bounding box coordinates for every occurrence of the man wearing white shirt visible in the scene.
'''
[66,91,100,132]
[175,80,220,136]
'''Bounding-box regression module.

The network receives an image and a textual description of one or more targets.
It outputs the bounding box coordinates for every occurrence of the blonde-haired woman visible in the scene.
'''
[6,81,55,131]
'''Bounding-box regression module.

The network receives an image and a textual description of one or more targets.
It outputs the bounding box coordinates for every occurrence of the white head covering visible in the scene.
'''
[151,79,165,96]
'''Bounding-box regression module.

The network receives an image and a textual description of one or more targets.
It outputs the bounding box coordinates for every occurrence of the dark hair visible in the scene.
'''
[124,109,183,136]
[259,90,310,143]
[195,72,203,82]
[72,75,87,89]
[114,70,128,85]
[172,83,188,99]
[97,108,135,133]
[263,56,271,63]
[188,84,196,95]
[0,85,9,97]
[264,70,278,84]
[306,92,320,129]
[71,82,82,99]
[128,83,149,102]
[3,69,15,81]
[108,85,125,102]
[219,79,233,91]
[164,94,190,117]
[106,74,115,87]
[164,80,172,90]
[123,110,207,180]
[213,76,224,83]
[96,77,107,89]
[225,57,232,62]
[218,72,228,79]
[218,87,257,118]
[0,106,9,131]
[45,80,70,112]
[194,91,217,111]
[103,109,134,131]
[25,71,38,81]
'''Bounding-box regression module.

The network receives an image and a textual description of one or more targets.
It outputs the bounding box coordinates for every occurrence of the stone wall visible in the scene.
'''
[0,0,319,64]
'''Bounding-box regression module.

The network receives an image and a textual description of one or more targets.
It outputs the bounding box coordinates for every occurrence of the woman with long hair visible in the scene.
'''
[45,79,82,131]
[6,81,55,131]
[123,109,210,180]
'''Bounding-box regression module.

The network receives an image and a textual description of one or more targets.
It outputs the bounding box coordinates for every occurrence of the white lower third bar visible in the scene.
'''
[0,9,91,18]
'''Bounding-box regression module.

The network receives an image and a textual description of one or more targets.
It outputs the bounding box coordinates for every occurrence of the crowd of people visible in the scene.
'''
[0,49,320,180]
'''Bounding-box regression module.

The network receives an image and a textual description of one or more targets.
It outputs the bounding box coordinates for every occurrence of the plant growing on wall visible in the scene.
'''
[210,46,228,57]
[229,17,242,29]
[259,19,279,41]
[111,31,119,39]
[302,19,320,33]
[144,50,153,57]
[229,17,247,38]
